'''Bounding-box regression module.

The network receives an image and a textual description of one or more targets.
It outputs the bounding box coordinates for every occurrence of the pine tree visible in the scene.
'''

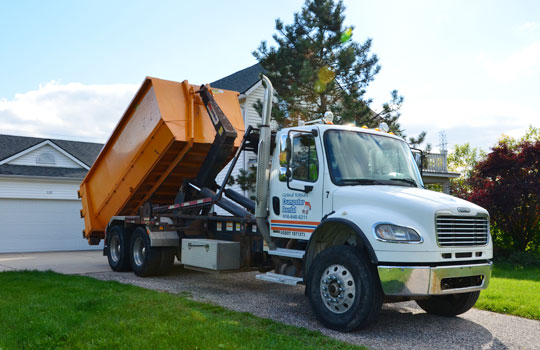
[253,0,404,133]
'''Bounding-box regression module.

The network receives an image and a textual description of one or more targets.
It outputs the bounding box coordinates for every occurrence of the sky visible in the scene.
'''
[1,0,539,152]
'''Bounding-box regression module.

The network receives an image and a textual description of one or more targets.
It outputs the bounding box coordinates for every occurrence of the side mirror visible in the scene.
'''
[285,136,293,180]
[414,152,422,167]
[286,167,292,179]
[285,137,292,164]
[410,148,424,176]
[278,167,288,182]
[278,134,293,182]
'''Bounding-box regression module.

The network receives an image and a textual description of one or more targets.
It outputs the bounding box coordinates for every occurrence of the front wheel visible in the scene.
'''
[416,291,480,316]
[306,245,383,332]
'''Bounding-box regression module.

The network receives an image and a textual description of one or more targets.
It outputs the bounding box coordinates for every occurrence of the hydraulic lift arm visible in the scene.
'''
[194,85,238,189]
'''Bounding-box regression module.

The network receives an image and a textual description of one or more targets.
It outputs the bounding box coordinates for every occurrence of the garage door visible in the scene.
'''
[0,198,102,253]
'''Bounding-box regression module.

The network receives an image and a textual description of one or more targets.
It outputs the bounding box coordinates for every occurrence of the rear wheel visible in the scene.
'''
[416,291,480,316]
[106,225,131,272]
[306,245,383,332]
[130,227,162,277]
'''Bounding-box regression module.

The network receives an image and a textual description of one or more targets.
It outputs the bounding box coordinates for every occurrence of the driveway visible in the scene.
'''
[0,250,109,274]
[2,251,539,350]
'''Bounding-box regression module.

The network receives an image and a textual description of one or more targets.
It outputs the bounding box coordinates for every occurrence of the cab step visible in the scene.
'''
[267,248,305,259]
[256,272,303,286]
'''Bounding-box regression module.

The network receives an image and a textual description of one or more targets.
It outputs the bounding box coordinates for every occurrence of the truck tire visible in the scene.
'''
[106,225,131,272]
[129,227,162,277]
[306,245,383,332]
[416,291,480,316]
[157,247,176,275]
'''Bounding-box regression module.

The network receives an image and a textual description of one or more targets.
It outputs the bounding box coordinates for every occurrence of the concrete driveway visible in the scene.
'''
[0,250,109,274]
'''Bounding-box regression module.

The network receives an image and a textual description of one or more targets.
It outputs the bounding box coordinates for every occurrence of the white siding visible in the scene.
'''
[0,178,80,200]
[8,144,82,168]
[245,84,265,129]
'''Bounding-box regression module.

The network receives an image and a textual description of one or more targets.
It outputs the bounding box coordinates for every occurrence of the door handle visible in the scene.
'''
[272,196,280,215]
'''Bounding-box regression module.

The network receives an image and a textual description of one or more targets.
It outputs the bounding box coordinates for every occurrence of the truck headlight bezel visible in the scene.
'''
[373,223,423,243]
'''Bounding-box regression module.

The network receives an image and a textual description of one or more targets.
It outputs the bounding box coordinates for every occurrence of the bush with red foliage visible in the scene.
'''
[466,140,540,252]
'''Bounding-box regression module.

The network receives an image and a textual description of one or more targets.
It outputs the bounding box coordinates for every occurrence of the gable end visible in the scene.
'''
[0,141,90,170]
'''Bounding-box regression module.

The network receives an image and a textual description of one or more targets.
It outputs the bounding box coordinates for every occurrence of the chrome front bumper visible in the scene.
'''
[378,261,492,296]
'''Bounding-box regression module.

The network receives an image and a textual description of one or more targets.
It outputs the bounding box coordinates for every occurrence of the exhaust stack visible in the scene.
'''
[255,75,276,250]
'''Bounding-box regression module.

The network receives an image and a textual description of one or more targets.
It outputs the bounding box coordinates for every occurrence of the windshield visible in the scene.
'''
[324,130,423,187]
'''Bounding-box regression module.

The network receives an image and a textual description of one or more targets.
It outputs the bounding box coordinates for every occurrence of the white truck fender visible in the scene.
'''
[303,217,378,281]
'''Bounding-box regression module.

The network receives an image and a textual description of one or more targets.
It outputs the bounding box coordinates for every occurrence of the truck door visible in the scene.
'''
[268,130,323,241]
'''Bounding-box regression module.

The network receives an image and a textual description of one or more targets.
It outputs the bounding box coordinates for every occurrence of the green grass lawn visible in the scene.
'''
[475,263,540,320]
[0,271,364,350]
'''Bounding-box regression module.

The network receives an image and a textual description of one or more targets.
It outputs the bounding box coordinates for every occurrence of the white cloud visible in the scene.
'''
[0,81,138,143]
[478,41,540,82]
[518,21,540,33]
[399,96,540,151]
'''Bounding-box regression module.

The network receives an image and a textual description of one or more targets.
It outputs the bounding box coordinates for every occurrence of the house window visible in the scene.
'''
[36,152,56,165]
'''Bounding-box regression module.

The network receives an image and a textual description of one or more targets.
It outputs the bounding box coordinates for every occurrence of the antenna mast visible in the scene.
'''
[438,131,448,154]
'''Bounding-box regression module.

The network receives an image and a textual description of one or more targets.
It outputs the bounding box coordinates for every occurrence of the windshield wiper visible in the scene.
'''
[338,179,386,186]
[389,178,417,187]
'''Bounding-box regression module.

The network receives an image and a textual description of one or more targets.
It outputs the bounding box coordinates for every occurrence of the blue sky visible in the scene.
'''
[1,0,539,151]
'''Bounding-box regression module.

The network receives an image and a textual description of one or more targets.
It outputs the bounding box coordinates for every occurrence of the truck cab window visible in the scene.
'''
[292,134,318,182]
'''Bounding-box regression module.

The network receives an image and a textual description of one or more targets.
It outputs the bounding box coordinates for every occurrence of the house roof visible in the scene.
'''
[0,134,103,179]
[0,164,89,179]
[211,63,265,94]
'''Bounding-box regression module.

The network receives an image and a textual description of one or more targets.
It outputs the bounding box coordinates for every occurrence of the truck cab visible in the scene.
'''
[262,123,492,330]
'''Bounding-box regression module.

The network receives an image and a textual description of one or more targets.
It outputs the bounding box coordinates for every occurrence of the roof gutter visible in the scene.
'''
[0,174,84,182]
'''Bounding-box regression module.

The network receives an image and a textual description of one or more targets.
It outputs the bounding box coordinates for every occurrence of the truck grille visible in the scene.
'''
[436,215,489,247]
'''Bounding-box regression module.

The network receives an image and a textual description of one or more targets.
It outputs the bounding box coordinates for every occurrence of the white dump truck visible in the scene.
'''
[80,75,492,331]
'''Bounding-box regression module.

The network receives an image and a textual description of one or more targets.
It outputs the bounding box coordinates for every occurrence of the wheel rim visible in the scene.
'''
[133,237,146,267]
[320,264,356,314]
[110,236,121,263]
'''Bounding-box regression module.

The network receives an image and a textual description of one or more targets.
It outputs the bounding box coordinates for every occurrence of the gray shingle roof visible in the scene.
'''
[211,63,265,94]
[0,164,88,179]
[0,134,103,179]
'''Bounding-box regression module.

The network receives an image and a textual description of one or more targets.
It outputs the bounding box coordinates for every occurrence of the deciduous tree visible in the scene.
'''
[467,134,540,252]
[447,143,486,197]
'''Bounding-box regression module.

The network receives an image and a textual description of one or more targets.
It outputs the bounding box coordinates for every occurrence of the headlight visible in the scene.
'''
[374,223,422,243]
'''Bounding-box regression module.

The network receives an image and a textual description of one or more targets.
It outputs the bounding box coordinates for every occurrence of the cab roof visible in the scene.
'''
[281,124,406,142]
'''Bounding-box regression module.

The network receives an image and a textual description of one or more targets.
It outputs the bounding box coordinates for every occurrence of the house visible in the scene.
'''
[422,151,460,193]
[211,63,268,198]
[0,134,103,253]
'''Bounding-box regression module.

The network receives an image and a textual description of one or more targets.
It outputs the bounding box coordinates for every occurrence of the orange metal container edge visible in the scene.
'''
[80,76,244,243]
